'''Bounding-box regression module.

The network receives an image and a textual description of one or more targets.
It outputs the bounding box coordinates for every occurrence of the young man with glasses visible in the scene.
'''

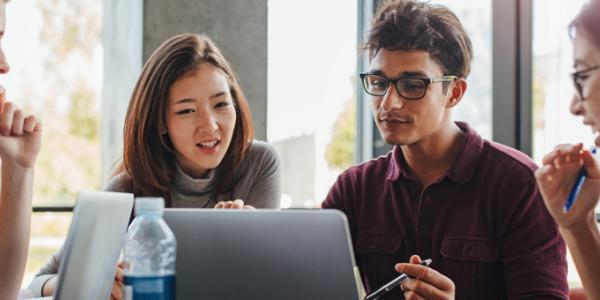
[322,0,568,299]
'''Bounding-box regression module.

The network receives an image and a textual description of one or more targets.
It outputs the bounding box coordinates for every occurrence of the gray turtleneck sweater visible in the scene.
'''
[28,140,281,296]
[105,140,281,208]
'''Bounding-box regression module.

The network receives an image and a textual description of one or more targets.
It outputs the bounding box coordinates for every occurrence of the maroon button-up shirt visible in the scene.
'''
[323,122,568,299]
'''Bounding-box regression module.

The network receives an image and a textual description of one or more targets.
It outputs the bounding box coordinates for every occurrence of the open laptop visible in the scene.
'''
[31,191,134,300]
[163,209,362,300]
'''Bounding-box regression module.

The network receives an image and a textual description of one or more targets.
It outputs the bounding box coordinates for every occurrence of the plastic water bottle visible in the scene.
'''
[123,197,176,300]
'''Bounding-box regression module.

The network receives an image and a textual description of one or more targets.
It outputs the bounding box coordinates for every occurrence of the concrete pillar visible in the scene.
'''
[102,0,143,180]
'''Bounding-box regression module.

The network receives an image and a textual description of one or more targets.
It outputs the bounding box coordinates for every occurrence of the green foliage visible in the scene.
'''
[325,99,356,170]
[69,85,100,141]
[532,72,546,129]
[29,0,102,205]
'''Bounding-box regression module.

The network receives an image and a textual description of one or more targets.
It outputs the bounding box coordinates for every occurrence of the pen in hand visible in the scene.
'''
[364,258,432,300]
[564,146,597,213]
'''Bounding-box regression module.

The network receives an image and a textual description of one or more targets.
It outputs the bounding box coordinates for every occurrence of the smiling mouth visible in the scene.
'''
[196,140,220,148]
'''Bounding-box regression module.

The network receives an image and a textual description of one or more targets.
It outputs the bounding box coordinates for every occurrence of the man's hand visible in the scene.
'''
[0,85,41,169]
[395,255,455,300]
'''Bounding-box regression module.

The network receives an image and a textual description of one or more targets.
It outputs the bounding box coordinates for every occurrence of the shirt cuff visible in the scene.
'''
[28,274,55,297]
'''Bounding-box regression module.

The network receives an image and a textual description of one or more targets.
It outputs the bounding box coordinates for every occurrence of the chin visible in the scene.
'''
[198,160,222,170]
[382,134,416,146]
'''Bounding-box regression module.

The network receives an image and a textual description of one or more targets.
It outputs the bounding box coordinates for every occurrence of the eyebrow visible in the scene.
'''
[173,98,195,105]
[573,58,589,69]
[172,91,228,105]
[369,69,429,78]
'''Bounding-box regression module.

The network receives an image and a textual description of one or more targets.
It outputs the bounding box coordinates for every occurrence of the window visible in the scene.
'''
[5,0,102,286]
[268,0,357,208]
[434,0,493,140]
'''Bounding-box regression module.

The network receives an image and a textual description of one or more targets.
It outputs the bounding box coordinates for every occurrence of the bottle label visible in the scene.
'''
[123,274,175,300]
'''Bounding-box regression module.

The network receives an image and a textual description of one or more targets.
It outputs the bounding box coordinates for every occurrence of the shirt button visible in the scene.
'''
[464,246,474,257]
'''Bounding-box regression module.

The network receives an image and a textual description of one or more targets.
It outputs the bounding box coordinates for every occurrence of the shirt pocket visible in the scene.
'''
[355,231,403,294]
[441,237,501,300]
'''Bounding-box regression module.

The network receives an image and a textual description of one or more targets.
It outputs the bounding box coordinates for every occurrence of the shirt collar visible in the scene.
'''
[386,121,484,184]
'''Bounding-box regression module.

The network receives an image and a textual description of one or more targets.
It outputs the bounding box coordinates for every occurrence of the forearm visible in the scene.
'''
[0,163,34,300]
[560,219,600,300]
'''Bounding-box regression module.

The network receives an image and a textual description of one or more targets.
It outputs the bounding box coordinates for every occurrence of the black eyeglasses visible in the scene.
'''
[571,64,600,101]
[359,73,457,100]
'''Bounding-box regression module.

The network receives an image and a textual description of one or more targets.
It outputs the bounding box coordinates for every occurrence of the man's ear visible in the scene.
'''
[446,78,467,108]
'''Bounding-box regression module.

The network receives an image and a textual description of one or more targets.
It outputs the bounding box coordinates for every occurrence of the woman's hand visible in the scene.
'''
[0,85,42,170]
[109,263,124,300]
[214,199,255,210]
[535,143,600,232]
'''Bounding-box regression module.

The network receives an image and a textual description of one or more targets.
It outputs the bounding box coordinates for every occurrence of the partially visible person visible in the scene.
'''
[29,33,281,299]
[323,0,568,299]
[535,1,600,299]
[0,0,43,299]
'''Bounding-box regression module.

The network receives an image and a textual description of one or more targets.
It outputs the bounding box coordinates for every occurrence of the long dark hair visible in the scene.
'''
[115,33,254,206]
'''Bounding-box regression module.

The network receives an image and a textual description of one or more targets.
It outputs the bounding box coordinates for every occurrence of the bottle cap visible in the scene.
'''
[135,197,165,216]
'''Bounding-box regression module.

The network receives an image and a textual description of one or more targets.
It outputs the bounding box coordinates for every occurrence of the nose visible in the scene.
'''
[570,93,584,116]
[0,48,10,74]
[195,108,219,134]
[380,83,405,112]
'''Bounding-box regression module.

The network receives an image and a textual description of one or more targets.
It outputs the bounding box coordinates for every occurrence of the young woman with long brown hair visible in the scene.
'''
[29,33,281,299]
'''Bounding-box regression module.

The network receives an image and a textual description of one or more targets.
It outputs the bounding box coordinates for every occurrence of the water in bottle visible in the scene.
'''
[123,197,177,300]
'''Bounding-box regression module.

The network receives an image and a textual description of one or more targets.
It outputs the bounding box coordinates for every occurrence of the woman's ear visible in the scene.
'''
[446,78,467,108]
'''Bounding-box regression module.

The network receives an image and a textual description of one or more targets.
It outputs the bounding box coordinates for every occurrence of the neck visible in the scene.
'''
[400,121,465,187]
[177,162,211,179]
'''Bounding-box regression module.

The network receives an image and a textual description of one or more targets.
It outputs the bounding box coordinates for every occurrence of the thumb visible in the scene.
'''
[409,255,422,264]
[582,149,600,179]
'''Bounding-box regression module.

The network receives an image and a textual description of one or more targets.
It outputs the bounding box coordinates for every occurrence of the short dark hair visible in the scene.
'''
[569,0,600,49]
[365,0,473,78]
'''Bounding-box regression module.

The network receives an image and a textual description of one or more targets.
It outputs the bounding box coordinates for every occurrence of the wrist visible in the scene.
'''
[41,275,57,297]
[559,215,597,237]
[1,161,35,177]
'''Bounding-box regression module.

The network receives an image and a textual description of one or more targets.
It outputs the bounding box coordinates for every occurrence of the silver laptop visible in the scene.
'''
[32,191,134,300]
[163,209,362,300]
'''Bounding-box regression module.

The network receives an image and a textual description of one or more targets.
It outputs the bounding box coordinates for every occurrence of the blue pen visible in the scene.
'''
[564,147,598,213]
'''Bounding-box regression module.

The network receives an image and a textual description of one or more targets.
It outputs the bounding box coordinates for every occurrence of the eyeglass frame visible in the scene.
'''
[359,73,458,100]
[571,64,600,101]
